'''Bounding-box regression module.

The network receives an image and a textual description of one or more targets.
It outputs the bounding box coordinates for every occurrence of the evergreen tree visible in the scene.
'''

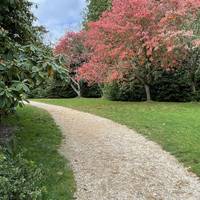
[84,0,112,23]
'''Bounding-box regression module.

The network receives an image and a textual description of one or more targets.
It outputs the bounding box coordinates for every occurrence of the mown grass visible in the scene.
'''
[34,98,200,177]
[3,106,75,200]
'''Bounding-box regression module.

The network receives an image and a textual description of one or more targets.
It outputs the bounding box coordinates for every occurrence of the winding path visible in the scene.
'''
[30,101,200,200]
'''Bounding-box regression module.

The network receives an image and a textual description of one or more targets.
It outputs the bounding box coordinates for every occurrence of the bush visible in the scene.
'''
[103,81,146,101]
[151,69,193,102]
[0,151,45,200]
[48,81,77,98]
[29,87,49,99]
[103,68,200,102]
[44,76,77,98]
[29,77,77,99]
[30,78,103,99]
[102,82,120,100]
[81,81,102,98]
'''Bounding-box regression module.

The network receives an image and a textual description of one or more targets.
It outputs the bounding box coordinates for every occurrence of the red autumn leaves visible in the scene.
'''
[54,0,200,85]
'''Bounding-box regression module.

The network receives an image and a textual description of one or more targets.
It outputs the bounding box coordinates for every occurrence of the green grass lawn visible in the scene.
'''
[34,98,200,177]
[3,106,75,200]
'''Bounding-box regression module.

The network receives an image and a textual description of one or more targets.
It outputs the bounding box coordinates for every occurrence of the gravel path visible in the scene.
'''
[30,101,200,200]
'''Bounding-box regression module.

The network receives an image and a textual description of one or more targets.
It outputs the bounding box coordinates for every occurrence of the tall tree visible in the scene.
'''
[79,0,200,101]
[54,31,87,97]
[0,0,38,43]
[84,0,112,23]
[182,13,200,95]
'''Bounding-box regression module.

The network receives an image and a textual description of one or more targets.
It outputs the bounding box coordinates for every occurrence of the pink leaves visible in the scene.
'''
[54,31,88,69]
[110,70,121,81]
[55,0,200,85]
[77,0,200,83]
[193,39,200,47]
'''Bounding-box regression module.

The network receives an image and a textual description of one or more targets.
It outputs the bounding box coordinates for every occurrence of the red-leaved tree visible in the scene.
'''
[78,0,200,100]
[54,31,88,96]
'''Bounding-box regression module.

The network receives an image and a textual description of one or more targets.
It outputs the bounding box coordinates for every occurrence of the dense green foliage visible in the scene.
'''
[103,81,145,101]
[103,68,198,102]
[0,0,68,118]
[46,80,77,98]
[29,75,77,99]
[84,0,112,23]
[35,98,200,177]
[151,69,195,102]
[2,106,75,199]
[80,82,102,98]
[29,78,102,99]
[0,0,39,44]
[0,152,44,200]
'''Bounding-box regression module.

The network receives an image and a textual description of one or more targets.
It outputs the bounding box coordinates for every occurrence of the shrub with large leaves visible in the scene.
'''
[0,0,68,118]
[0,28,67,118]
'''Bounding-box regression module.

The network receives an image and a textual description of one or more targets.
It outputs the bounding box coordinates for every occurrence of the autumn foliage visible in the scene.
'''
[54,31,87,71]
[55,0,200,100]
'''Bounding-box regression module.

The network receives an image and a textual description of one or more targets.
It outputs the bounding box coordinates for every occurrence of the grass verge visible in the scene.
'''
[34,98,200,177]
[2,105,75,200]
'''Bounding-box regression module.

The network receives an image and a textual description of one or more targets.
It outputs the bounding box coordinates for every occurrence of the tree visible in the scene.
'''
[183,47,200,95]
[181,12,200,95]
[0,0,68,119]
[54,31,87,97]
[78,0,200,101]
[84,0,112,24]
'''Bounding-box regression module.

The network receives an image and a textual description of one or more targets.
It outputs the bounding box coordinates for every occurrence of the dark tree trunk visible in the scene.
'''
[144,84,151,101]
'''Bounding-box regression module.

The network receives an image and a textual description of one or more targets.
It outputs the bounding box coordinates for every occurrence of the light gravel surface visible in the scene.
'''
[30,101,200,200]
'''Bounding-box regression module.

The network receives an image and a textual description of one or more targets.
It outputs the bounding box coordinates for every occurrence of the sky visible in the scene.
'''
[31,0,86,43]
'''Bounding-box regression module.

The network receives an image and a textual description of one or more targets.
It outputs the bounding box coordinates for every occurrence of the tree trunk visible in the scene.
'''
[70,76,81,97]
[144,84,151,101]
[77,83,81,98]
[70,82,81,97]
[191,81,196,94]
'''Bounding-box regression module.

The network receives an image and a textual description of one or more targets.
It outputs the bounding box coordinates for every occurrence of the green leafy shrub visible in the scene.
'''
[29,87,49,99]
[151,69,193,102]
[80,81,102,98]
[29,73,77,99]
[103,81,145,101]
[30,78,102,99]
[0,151,45,200]
[0,1,68,119]
[102,67,200,102]
[103,82,121,101]
[47,80,77,98]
